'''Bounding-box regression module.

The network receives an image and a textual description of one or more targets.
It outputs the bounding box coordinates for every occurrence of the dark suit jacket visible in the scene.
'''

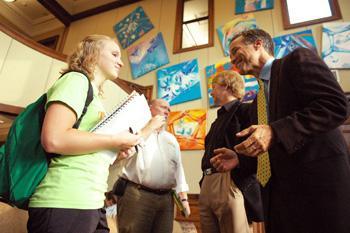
[229,103,264,222]
[250,48,350,233]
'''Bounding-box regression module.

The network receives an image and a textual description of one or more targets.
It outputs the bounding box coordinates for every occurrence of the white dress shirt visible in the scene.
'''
[121,130,189,193]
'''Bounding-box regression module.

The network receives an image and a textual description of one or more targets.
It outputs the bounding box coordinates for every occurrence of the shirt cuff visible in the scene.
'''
[175,183,189,193]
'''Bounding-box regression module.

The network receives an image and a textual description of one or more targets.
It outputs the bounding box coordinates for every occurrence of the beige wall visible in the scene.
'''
[0,31,67,107]
[62,0,350,193]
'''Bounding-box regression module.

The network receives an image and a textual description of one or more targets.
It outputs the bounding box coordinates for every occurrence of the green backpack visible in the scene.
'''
[0,71,93,209]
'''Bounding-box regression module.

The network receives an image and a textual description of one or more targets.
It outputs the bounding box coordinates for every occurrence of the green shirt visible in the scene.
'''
[29,72,111,209]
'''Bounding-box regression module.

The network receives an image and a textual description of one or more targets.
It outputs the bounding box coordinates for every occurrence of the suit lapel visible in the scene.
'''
[269,59,282,122]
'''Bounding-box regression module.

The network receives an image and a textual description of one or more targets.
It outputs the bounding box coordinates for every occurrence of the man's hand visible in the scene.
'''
[178,192,191,217]
[234,124,274,157]
[182,200,191,217]
[210,147,239,172]
[148,115,166,131]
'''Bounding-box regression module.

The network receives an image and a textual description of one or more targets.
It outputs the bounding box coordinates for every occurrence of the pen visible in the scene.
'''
[129,127,139,153]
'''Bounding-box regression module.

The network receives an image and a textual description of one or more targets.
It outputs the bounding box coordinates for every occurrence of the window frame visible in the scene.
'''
[173,0,214,54]
[280,0,342,29]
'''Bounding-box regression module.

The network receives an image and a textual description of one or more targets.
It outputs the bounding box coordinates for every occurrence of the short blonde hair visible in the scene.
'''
[62,35,114,80]
[212,70,245,100]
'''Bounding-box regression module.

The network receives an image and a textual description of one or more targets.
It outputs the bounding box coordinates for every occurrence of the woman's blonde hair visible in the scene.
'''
[62,35,114,80]
[212,70,245,100]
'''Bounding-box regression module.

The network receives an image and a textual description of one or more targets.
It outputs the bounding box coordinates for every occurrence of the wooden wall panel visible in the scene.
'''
[0,39,52,107]
[0,32,12,72]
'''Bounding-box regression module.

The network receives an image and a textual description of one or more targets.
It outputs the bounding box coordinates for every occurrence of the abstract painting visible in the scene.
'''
[322,22,350,69]
[127,33,169,79]
[217,13,257,56]
[273,29,317,59]
[205,60,259,107]
[113,6,154,49]
[235,0,274,14]
[157,59,201,106]
[167,109,206,150]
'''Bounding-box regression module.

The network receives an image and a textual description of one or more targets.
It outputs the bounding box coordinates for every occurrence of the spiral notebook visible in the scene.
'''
[91,91,151,162]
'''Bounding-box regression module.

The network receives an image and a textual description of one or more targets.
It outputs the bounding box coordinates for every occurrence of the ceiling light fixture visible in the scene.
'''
[3,0,16,2]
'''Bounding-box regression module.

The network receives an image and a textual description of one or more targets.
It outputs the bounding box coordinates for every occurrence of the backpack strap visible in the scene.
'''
[59,71,94,129]
[73,76,93,129]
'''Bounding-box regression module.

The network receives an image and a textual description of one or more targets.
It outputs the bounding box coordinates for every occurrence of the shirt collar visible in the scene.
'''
[259,58,275,82]
[218,99,238,114]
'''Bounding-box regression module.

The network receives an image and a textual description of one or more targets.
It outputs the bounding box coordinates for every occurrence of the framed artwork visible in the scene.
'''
[113,6,154,49]
[273,29,317,59]
[235,0,274,14]
[167,109,206,150]
[205,61,259,107]
[322,22,350,69]
[127,33,169,79]
[217,13,257,56]
[157,59,201,106]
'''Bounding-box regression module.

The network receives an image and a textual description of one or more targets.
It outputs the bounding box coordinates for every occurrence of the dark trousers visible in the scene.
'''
[117,183,174,233]
[27,207,109,233]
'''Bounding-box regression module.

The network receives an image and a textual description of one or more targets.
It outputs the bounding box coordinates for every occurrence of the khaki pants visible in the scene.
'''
[117,183,173,233]
[199,172,251,233]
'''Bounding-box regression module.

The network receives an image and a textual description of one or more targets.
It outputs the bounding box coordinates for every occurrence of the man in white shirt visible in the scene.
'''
[116,99,190,233]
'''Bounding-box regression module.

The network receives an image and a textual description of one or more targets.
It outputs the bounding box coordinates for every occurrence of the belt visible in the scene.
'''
[203,168,217,176]
[122,178,172,195]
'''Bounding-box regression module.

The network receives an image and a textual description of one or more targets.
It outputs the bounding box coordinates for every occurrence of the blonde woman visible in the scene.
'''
[199,70,263,233]
[27,35,163,233]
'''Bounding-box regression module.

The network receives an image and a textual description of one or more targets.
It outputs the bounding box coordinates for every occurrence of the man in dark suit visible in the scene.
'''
[210,29,350,233]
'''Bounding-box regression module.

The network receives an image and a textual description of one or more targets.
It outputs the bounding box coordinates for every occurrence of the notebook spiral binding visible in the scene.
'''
[90,91,139,132]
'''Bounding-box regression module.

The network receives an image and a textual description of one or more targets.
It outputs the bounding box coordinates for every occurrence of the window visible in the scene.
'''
[173,0,214,53]
[281,0,342,29]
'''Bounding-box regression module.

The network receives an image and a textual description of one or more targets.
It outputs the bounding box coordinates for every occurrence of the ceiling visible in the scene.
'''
[0,0,141,37]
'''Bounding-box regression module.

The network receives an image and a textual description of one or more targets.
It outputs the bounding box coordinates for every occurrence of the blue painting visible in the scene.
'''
[236,0,274,14]
[273,29,317,59]
[157,59,201,106]
[322,22,350,69]
[113,7,154,49]
[127,33,169,79]
[205,61,259,107]
[217,14,257,56]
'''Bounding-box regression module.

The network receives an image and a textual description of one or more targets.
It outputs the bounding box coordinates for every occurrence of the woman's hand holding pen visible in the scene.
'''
[116,116,165,160]
[112,130,141,151]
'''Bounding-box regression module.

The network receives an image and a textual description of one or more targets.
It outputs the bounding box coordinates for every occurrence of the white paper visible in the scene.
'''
[91,91,151,163]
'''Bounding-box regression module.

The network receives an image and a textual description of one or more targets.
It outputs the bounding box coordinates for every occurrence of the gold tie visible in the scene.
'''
[256,79,271,187]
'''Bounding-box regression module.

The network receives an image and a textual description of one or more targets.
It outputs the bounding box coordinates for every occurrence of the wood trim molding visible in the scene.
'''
[0,103,24,116]
[0,22,67,62]
[38,0,72,27]
[173,0,214,54]
[39,0,142,26]
[113,78,153,102]
[72,0,143,21]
